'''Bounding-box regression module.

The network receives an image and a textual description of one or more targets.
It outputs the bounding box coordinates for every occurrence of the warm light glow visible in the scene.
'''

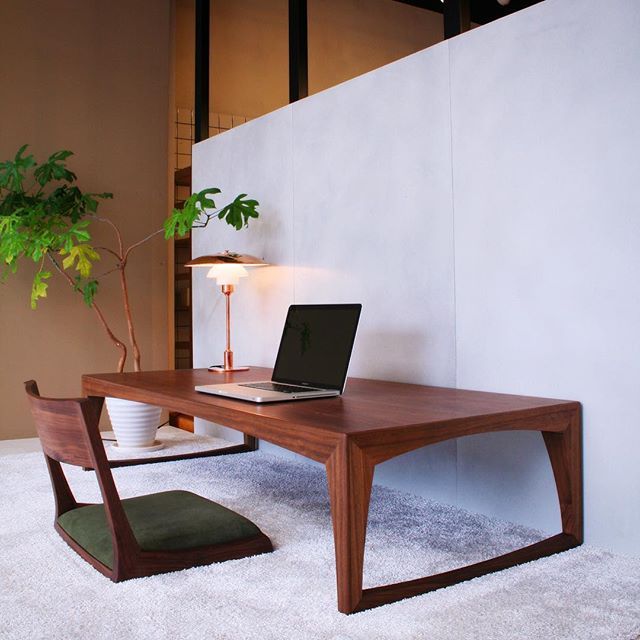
[206,264,248,286]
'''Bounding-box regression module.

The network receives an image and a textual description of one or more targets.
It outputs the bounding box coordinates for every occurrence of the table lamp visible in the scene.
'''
[186,251,268,372]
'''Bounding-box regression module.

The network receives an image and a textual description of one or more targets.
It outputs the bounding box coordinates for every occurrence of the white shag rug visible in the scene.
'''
[103,426,235,460]
[0,449,639,640]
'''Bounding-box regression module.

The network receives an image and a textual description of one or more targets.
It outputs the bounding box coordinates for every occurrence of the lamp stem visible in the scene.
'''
[222,284,234,370]
[207,282,249,372]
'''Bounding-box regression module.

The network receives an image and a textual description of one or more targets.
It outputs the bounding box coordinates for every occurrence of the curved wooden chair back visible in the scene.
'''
[25,380,143,576]
[25,380,103,469]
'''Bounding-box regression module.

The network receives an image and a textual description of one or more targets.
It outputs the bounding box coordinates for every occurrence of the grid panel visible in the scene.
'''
[175,109,250,169]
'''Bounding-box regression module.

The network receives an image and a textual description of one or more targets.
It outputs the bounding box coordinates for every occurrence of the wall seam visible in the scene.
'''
[291,106,296,303]
[446,40,460,505]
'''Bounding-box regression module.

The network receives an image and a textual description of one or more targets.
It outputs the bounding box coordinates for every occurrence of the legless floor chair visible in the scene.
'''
[25,381,273,581]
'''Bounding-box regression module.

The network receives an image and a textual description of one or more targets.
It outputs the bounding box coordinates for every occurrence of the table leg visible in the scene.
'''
[543,409,583,543]
[324,409,582,614]
[325,439,375,614]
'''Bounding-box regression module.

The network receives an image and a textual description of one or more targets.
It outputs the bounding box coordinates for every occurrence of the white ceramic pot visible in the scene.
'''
[105,397,163,452]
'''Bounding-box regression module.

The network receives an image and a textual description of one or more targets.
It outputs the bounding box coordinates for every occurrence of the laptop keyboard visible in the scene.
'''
[240,382,322,394]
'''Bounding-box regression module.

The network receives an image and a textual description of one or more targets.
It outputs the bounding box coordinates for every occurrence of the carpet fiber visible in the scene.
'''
[103,426,235,460]
[1,449,638,640]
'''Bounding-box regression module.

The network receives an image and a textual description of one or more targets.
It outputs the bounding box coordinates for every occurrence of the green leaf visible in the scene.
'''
[0,145,36,192]
[60,244,100,278]
[82,279,98,307]
[164,192,201,238]
[33,149,76,186]
[81,192,113,215]
[196,187,221,211]
[69,219,91,242]
[163,208,183,239]
[30,270,51,309]
[217,193,260,231]
[0,145,115,310]
[164,187,260,238]
[71,274,98,306]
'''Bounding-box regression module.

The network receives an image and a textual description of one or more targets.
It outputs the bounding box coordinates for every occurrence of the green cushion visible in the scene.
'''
[57,490,262,569]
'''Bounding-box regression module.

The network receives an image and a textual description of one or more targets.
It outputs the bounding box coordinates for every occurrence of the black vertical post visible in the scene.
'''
[289,0,308,102]
[195,0,210,142]
[443,0,470,40]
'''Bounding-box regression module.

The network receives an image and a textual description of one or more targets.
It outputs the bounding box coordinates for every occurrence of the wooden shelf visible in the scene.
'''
[174,166,192,187]
[172,164,194,399]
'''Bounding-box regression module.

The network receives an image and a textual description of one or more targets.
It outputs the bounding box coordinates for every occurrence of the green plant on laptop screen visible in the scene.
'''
[0,145,259,372]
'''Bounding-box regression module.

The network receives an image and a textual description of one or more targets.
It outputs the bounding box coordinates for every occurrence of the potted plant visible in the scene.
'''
[0,145,259,449]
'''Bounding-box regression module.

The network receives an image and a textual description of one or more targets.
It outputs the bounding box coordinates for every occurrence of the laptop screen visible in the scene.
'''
[272,304,362,391]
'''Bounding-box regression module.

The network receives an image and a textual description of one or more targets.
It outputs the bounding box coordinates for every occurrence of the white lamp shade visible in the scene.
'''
[206,264,248,286]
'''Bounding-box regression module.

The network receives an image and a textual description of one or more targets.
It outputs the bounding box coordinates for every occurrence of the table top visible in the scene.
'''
[83,368,578,444]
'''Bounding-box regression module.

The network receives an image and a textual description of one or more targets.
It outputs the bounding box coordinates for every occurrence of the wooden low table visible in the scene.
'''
[82,368,582,614]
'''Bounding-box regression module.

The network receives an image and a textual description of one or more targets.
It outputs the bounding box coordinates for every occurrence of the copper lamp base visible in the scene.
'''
[208,350,249,373]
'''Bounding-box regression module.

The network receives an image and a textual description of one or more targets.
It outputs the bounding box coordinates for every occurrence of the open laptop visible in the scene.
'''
[195,303,362,403]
